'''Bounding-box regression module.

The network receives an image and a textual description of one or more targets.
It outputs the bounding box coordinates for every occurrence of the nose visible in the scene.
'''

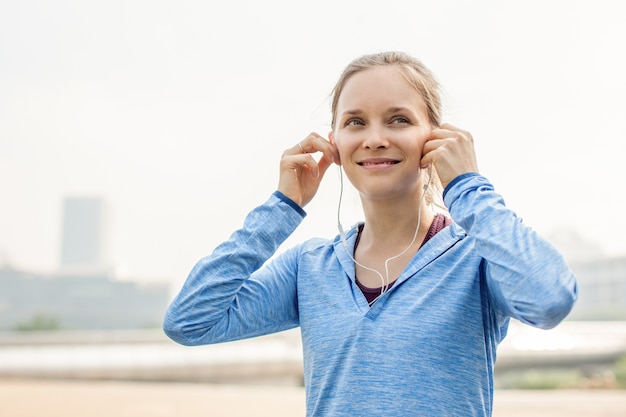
[362,125,389,149]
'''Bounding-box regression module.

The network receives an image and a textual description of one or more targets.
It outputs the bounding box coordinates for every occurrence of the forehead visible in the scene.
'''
[336,65,427,114]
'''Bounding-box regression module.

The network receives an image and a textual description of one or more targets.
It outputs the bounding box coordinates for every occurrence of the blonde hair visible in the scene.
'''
[330,51,447,212]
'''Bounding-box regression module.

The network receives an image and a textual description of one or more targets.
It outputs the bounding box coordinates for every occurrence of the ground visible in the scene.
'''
[1,379,625,416]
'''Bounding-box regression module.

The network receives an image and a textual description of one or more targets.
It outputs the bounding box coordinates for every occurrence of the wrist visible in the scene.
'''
[273,191,307,217]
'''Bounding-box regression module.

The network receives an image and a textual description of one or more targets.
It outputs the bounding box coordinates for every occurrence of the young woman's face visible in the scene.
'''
[330,65,433,201]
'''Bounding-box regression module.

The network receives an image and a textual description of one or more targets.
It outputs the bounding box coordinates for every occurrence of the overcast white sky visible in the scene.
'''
[1,0,625,288]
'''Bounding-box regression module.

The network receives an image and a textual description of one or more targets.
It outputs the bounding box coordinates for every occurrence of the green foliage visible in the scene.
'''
[13,313,61,331]
[615,356,626,389]
[497,369,584,390]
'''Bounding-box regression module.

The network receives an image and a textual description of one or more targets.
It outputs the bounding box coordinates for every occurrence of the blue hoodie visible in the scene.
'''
[164,173,577,416]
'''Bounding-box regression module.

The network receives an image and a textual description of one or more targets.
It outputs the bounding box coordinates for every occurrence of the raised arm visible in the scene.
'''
[444,173,577,328]
[424,124,577,328]
[164,133,339,346]
[163,192,305,345]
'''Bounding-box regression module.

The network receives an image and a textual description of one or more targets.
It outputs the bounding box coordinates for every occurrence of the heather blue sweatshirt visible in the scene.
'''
[164,173,577,416]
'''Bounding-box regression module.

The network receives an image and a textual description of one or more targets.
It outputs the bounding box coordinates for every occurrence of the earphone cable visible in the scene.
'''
[337,164,433,305]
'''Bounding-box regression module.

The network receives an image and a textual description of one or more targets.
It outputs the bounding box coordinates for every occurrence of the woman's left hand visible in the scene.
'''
[421,123,479,189]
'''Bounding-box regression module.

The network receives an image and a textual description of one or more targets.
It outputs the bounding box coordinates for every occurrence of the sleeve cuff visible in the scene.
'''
[442,172,481,200]
[273,191,307,218]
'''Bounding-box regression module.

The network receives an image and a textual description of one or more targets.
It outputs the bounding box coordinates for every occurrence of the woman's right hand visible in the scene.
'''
[277,132,340,208]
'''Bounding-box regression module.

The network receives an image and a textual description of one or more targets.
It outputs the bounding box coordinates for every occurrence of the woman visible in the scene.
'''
[164,51,577,416]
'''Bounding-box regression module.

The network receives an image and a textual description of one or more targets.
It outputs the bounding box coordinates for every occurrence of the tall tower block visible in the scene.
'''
[60,197,108,271]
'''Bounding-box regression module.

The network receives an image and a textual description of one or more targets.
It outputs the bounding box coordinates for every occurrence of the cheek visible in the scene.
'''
[409,130,431,155]
[332,132,358,158]
[336,146,351,166]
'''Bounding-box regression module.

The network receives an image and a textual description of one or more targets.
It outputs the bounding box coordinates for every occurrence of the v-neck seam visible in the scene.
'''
[344,224,465,318]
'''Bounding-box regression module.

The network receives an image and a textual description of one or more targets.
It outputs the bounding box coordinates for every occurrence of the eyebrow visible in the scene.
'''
[385,106,416,115]
[340,109,364,117]
[340,106,416,116]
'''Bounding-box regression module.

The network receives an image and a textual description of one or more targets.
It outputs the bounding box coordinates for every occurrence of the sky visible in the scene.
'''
[1,0,625,289]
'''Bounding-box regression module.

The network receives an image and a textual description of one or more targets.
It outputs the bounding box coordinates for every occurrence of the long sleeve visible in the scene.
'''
[163,192,305,346]
[444,173,578,329]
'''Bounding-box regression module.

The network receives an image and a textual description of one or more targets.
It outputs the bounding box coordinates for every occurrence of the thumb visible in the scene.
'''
[316,154,333,179]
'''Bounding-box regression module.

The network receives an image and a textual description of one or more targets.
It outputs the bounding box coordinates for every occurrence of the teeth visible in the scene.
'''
[362,161,396,166]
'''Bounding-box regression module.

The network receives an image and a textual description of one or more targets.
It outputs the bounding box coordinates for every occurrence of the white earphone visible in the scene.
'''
[337,164,433,305]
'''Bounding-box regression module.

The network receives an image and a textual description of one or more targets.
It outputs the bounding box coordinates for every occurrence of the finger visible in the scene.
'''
[430,123,472,142]
[295,132,324,153]
[428,126,454,139]
[436,122,464,133]
[423,123,473,158]
[421,135,443,164]
[316,153,334,179]
[281,153,317,176]
[298,151,337,180]
[319,142,340,166]
[294,133,339,164]
[420,146,435,168]
[306,155,320,179]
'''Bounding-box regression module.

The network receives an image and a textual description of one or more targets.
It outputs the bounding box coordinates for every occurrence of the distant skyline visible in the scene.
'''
[2,1,625,285]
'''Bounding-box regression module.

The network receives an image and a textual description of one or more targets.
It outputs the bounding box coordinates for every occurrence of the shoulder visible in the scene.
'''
[298,236,336,255]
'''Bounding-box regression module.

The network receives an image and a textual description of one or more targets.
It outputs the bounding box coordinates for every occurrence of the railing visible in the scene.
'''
[1,322,625,384]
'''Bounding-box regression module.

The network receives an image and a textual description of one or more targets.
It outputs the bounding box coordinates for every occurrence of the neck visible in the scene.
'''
[351,190,435,293]
[358,191,434,251]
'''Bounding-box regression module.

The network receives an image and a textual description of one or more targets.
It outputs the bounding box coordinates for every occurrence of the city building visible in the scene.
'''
[0,196,170,331]
[60,196,109,273]
[0,266,169,330]
[568,256,626,320]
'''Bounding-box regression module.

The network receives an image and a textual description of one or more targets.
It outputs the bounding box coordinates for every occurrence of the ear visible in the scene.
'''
[328,131,342,165]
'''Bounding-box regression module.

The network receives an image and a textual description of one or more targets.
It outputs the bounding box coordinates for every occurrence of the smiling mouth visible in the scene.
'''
[357,159,400,167]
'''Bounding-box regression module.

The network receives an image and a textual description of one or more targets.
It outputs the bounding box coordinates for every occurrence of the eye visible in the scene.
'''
[391,116,410,124]
[345,118,364,126]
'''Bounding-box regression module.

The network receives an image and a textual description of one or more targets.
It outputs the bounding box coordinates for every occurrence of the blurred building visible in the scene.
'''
[60,197,109,273]
[0,266,169,330]
[568,256,626,320]
[546,228,626,320]
[0,196,170,331]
